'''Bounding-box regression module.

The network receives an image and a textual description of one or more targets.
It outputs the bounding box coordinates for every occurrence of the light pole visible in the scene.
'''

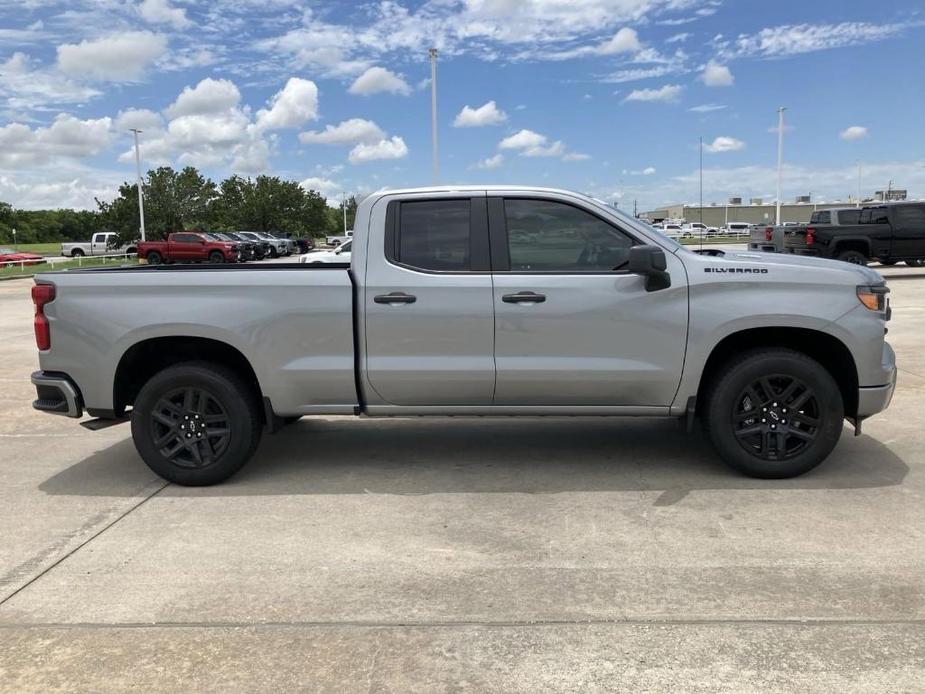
[11,227,16,250]
[129,128,146,241]
[856,160,862,208]
[775,107,786,225]
[342,191,348,233]
[429,47,439,184]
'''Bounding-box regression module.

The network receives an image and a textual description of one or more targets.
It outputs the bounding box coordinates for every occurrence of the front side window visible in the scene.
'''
[504,198,633,272]
[396,200,470,271]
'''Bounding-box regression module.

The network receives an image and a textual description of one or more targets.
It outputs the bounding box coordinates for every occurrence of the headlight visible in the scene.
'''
[857,284,889,312]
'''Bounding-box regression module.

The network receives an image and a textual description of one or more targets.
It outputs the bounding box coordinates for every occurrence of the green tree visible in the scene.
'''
[212,175,330,238]
[99,166,218,242]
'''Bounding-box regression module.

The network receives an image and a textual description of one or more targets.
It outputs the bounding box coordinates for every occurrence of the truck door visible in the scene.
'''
[90,233,108,256]
[363,194,496,406]
[488,193,688,407]
[890,204,925,259]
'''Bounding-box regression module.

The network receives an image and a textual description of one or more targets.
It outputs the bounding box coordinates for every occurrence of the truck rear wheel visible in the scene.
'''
[146,251,162,265]
[703,348,844,479]
[130,362,262,485]
[836,249,868,265]
[71,248,84,257]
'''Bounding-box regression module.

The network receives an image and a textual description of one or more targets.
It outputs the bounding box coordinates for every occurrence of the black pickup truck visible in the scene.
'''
[783,202,925,266]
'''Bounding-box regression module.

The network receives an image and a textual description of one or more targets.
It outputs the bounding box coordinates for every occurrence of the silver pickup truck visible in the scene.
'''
[61,231,137,258]
[30,186,896,485]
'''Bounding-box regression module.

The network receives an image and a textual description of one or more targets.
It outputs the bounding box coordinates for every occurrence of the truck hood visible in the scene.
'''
[687,248,884,285]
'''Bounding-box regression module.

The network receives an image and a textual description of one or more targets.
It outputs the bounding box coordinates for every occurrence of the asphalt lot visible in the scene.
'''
[1,264,924,692]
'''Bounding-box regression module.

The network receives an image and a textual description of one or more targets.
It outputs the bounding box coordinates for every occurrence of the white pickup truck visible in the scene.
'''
[61,232,137,258]
[30,186,895,486]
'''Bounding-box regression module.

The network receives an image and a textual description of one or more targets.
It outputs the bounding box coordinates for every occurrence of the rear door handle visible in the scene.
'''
[374,292,417,305]
[502,291,546,304]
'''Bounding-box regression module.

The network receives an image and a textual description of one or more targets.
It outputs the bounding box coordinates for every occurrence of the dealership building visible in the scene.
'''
[642,191,909,226]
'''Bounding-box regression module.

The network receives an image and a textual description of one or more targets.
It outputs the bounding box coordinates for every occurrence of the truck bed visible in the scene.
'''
[36,263,358,416]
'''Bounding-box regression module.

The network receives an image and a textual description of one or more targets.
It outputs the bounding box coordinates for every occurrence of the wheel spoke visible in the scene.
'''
[732,374,819,462]
[788,427,814,441]
[153,429,176,447]
[792,412,819,427]
[153,410,177,427]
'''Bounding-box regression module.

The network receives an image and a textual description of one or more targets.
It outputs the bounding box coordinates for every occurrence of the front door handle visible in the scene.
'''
[374,292,417,305]
[502,291,546,304]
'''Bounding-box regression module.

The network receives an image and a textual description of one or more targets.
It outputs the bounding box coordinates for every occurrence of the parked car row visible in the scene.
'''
[653,221,755,239]
[748,202,925,267]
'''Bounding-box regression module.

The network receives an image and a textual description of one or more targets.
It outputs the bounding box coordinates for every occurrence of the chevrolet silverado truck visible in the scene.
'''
[30,186,896,485]
[136,232,241,265]
[783,202,925,266]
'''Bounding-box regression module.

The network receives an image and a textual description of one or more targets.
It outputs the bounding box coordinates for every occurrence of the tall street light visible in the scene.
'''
[129,128,146,241]
[775,107,786,225]
[429,47,439,184]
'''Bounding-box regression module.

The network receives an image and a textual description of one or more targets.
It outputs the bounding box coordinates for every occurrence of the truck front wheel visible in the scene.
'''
[209,250,224,264]
[703,348,844,479]
[146,251,162,265]
[130,362,262,485]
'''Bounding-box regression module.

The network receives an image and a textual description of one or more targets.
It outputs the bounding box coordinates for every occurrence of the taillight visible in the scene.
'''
[764,227,773,242]
[32,283,55,351]
[805,227,816,246]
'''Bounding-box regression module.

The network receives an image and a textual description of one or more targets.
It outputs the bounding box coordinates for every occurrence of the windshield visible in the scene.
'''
[337,241,352,253]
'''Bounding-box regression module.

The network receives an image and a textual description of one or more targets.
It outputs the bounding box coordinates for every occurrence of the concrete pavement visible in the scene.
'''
[1,269,924,692]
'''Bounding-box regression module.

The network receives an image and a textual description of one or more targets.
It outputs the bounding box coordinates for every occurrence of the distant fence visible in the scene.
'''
[1,251,138,273]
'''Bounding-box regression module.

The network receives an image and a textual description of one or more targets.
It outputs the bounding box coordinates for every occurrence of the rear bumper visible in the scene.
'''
[856,343,897,418]
[31,371,83,418]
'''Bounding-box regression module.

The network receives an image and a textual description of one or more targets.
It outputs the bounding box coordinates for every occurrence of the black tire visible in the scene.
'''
[71,248,85,257]
[269,246,278,258]
[880,260,898,266]
[208,250,224,264]
[130,362,262,485]
[703,348,844,479]
[836,249,868,265]
[906,259,925,267]
[146,251,162,265]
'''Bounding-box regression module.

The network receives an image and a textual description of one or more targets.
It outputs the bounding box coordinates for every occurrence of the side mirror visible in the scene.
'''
[628,245,671,292]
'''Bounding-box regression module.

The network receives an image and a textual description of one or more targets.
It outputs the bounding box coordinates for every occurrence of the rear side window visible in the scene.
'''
[810,211,830,224]
[837,209,860,225]
[394,200,471,271]
[893,205,925,229]
[503,198,633,272]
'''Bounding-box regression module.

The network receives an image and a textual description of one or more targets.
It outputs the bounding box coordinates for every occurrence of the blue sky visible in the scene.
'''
[1,0,923,211]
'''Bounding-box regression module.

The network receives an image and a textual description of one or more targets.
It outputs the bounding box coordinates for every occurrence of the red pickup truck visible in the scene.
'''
[136,232,241,265]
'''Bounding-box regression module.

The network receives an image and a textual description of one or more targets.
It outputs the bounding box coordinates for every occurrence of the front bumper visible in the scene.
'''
[31,371,83,418]
[857,342,897,418]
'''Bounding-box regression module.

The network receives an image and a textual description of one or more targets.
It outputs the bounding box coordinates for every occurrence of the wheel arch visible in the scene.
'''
[695,327,859,418]
[113,336,265,418]
[830,237,871,258]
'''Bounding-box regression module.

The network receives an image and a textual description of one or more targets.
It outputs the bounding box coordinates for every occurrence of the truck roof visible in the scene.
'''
[367,184,597,200]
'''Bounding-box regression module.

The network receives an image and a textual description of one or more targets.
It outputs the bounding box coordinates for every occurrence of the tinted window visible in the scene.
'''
[893,205,925,230]
[504,199,633,272]
[837,209,860,225]
[862,207,889,224]
[810,211,830,224]
[397,200,470,271]
[173,234,199,243]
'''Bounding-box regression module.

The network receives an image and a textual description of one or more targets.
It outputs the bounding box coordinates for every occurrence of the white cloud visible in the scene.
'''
[563,152,591,162]
[348,66,411,96]
[721,22,912,59]
[498,129,573,158]
[666,32,691,43]
[138,0,191,29]
[453,101,507,127]
[0,114,112,168]
[642,166,656,175]
[164,78,240,119]
[57,31,168,82]
[254,77,319,131]
[840,125,868,141]
[0,172,123,210]
[702,136,745,153]
[472,153,504,170]
[348,136,408,164]
[300,118,385,145]
[623,84,682,102]
[115,108,163,132]
[300,176,341,198]
[599,27,642,54]
[700,60,733,87]
[689,103,727,113]
[0,52,100,112]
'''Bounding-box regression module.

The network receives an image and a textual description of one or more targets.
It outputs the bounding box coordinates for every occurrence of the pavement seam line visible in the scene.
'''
[1,618,924,630]
[0,480,170,609]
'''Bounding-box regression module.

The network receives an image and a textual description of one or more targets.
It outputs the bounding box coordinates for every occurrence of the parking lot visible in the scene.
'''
[1,268,924,691]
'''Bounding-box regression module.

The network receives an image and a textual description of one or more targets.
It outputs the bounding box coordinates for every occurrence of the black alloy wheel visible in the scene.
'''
[147,251,162,265]
[732,375,819,461]
[209,250,224,264]
[131,362,262,485]
[150,386,231,469]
